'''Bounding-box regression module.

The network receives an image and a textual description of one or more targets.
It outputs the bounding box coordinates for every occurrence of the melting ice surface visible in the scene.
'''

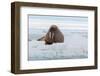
[28,29,88,61]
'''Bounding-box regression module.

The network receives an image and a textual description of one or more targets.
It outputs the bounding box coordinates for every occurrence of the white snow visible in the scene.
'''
[28,30,88,61]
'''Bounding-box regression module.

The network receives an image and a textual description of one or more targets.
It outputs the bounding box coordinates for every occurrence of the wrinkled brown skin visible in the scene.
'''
[37,25,64,45]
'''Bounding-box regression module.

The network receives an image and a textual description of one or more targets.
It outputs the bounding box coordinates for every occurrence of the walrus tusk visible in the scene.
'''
[49,32,51,39]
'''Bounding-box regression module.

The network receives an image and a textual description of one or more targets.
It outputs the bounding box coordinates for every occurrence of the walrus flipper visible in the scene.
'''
[37,36,45,41]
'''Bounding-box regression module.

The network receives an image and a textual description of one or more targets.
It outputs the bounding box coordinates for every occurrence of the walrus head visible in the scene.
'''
[44,25,57,44]
[49,25,58,32]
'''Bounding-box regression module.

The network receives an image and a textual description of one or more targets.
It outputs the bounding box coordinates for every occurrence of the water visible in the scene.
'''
[28,29,88,61]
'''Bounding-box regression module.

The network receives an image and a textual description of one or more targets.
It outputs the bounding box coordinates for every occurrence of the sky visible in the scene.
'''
[28,15,88,30]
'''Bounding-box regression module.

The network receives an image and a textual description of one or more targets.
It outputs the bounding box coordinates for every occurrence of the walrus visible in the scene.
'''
[37,25,64,45]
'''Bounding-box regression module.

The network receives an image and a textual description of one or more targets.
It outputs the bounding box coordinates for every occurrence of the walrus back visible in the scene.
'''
[53,30,64,43]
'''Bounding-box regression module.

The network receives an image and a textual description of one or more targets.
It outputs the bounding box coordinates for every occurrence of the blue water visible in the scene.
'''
[29,15,88,24]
